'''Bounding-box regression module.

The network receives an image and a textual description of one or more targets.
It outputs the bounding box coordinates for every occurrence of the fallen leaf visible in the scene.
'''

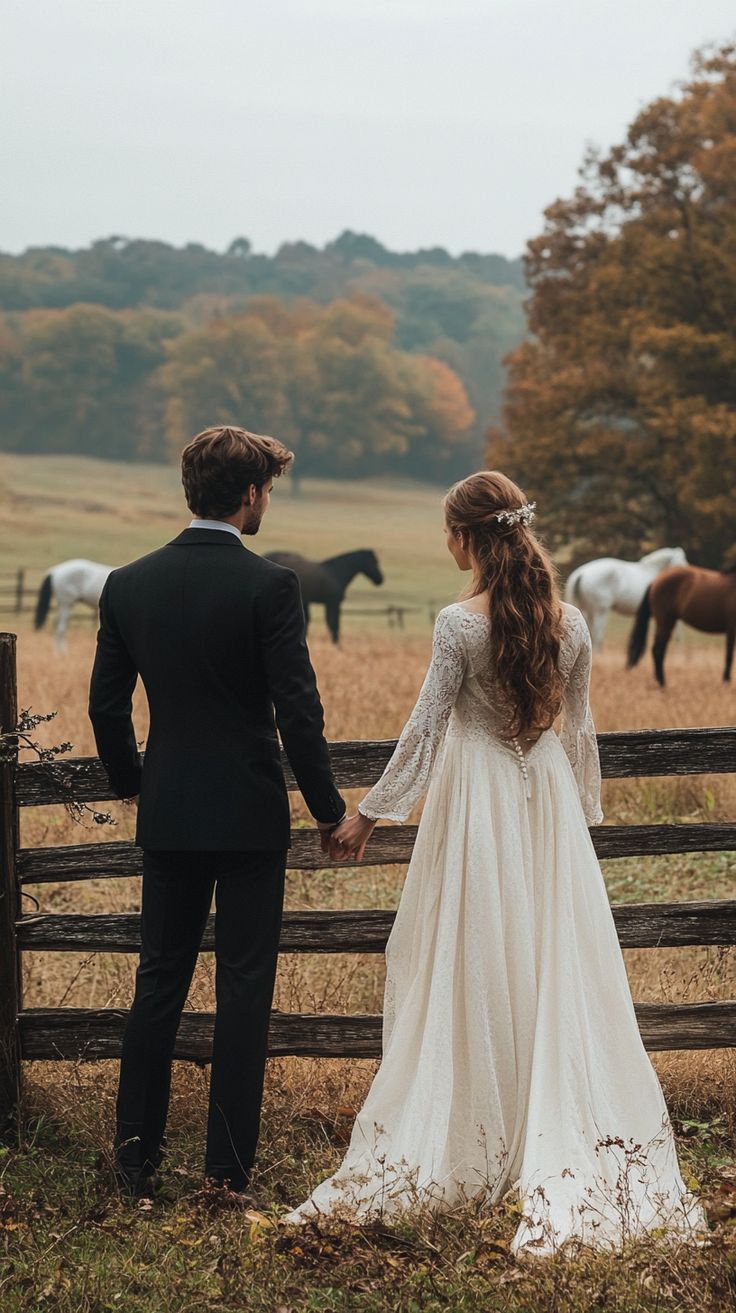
[244,1209,275,1228]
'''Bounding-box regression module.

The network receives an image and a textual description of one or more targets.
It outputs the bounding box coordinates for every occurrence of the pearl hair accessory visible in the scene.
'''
[494,501,536,528]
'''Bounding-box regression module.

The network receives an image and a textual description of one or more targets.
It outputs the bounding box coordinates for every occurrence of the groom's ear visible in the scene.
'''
[246,484,258,507]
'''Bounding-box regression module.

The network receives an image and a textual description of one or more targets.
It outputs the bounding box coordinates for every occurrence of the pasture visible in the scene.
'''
[0,454,461,637]
[0,453,734,1311]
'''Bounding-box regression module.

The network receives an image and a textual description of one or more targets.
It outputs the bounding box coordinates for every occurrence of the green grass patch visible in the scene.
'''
[1,1100,735,1313]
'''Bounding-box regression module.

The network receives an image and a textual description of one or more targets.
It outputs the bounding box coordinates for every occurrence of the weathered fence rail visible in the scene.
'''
[0,631,735,1124]
[15,899,736,953]
[17,1002,736,1062]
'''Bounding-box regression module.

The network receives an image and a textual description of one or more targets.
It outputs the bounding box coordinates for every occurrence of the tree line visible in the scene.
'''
[0,230,523,312]
[0,233,525,476]
[0,294,477,477]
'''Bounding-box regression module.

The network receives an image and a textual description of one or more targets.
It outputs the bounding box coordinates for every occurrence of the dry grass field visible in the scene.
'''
[1,455,735,1311]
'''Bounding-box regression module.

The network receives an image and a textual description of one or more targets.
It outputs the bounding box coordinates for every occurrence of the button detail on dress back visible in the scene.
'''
[511,737,532,798]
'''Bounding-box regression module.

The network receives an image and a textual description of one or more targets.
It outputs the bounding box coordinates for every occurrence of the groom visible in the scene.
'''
[88,425,346,1199]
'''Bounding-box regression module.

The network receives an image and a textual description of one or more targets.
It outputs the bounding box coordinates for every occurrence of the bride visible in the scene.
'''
[284,471,706,1255]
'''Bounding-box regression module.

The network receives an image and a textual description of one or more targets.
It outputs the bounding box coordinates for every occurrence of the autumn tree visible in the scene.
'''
[158,295,475,477]
[489,43,736,566]
[159,314,290,456]
[0,305,182,459]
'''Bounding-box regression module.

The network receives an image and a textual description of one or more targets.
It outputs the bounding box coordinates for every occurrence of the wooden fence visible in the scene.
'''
[0,570,433,631]
[0,570,28,615]
[0,630,735,1123]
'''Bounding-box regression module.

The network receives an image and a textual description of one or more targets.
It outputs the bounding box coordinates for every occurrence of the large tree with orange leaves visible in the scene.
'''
[489,43,736,566]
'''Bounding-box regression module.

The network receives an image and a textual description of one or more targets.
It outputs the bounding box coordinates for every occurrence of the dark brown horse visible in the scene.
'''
[627,565,736,686]
[264,549,384,644]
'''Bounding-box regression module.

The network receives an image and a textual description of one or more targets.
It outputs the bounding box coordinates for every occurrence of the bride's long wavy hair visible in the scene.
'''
[443,471,564,738]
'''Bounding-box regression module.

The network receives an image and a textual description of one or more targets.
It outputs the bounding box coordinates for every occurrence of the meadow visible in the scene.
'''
[0,454,734,1311]
[0,453,461,636]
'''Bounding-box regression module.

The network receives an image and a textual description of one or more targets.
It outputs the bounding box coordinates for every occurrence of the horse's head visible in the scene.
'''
[358,550,384,587]
[640,547,688,570]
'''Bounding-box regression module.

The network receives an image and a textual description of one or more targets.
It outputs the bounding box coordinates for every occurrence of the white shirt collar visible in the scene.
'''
[188,517,242,540]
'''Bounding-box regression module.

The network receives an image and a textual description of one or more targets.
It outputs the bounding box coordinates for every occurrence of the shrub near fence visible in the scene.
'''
[0,630,735,1123]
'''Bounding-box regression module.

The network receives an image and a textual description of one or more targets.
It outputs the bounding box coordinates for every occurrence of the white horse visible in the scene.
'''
[565,547,688,648]
[35,559,113,649]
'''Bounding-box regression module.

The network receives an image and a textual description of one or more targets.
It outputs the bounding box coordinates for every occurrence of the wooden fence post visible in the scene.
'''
[14,570,24,616]
[0,633,21,1129]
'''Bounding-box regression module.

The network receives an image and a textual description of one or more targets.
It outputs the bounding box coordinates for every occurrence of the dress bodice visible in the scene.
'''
[359,601,603,826]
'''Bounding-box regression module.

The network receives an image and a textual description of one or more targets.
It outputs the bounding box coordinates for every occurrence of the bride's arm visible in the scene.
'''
[356,608,467,824]
[558,613,604,825]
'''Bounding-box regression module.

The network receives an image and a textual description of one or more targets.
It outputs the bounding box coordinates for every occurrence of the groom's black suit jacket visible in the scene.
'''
[88,527,345,851]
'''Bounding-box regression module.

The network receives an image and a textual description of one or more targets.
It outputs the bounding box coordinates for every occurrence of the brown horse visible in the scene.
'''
[627,565,736,686]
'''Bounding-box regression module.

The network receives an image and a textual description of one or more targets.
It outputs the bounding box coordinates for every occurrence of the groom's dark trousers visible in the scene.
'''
[88,527,345,1189]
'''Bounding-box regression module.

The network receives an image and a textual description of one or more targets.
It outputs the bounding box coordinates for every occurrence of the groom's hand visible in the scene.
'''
[317,819,340,855]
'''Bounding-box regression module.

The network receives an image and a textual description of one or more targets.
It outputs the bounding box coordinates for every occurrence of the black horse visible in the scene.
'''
[264,549,384,644]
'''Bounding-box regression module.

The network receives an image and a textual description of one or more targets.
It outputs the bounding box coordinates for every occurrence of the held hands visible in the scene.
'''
[329,811,377,863]
[317,812,376,862]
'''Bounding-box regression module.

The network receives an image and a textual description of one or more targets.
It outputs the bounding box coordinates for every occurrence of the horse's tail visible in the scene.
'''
[564,568,582,605]
[627,585,651,668]
[34,574,52,630]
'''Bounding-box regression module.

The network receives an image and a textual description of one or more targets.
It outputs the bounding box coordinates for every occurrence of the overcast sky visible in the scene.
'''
[2,0,734,260]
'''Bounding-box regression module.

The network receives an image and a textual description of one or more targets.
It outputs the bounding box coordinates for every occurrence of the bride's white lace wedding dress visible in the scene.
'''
[285,602,706,1254]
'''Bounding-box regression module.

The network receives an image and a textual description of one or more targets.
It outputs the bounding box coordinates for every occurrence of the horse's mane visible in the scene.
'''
[322,548,376,566]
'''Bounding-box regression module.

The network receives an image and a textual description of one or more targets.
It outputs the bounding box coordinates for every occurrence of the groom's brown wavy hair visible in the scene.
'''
[181,426,294,518]
[444,471,565,738]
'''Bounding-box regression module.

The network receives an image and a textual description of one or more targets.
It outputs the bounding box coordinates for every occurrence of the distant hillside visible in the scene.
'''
[0,231,524,311]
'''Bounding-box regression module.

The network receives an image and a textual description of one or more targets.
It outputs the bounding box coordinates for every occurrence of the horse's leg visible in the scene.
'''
[54,602,71,652]
[652,617,675,688]
[325,599,340,645]
[589,609,607,650]
[724,625,735,683]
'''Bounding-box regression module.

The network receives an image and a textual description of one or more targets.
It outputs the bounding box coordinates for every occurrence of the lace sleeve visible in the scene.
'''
[559,612,604,825]
[358,608,467,823]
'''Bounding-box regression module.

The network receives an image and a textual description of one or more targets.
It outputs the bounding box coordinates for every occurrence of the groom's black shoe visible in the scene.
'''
[201,1175,264,1210]
[113,1163,162,1199]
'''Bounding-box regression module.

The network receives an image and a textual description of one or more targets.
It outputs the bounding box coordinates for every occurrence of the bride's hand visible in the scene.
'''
[330,812,376,862]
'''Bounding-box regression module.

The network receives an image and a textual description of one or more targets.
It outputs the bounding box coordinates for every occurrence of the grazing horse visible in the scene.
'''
[565,547,687,648]
[264,548,383,644]
[627,565,736,687]
[35,559,113,649]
